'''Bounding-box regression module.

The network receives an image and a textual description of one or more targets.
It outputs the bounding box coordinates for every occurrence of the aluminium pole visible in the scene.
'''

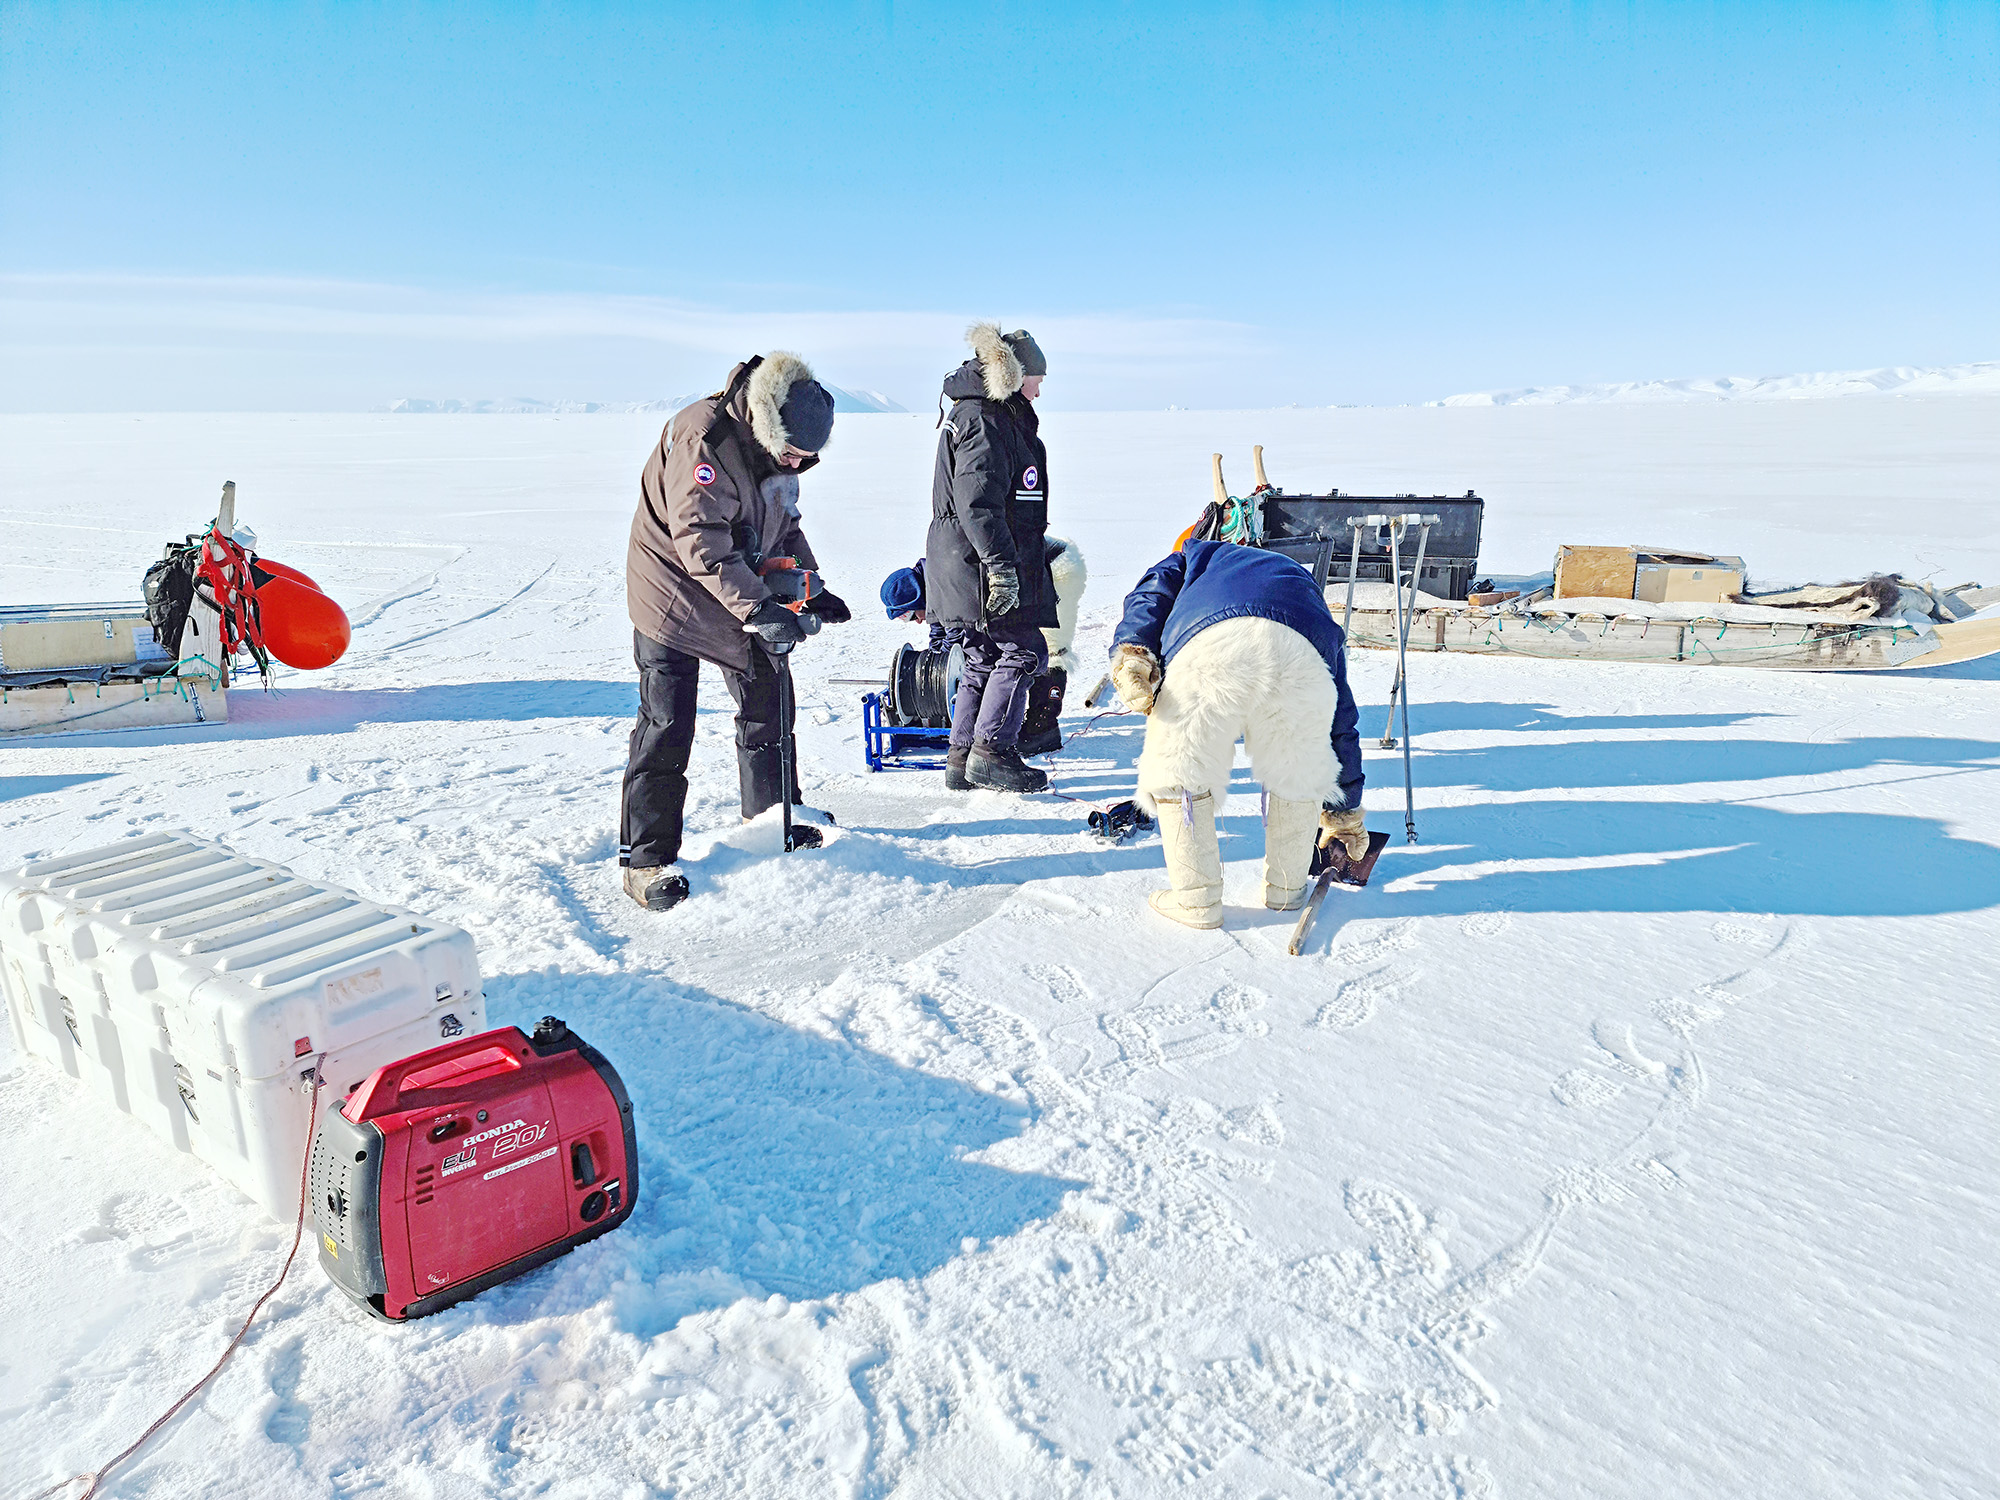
[1396,521,1433,844]
[1386,518,1419,843]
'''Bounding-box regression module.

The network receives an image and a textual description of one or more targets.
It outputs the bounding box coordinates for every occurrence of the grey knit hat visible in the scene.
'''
[1002,330,1048,378]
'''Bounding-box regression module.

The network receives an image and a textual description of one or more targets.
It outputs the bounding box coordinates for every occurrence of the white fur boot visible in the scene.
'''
[1261,794,1320,910]
[1149,790,1224,930]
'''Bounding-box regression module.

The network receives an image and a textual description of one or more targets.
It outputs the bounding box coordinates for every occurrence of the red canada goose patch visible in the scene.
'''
[1023,466,1039,490]
[693,462,716,486]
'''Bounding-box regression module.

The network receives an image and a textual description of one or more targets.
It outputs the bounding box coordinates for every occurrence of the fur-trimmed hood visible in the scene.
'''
[964,321,1023,401]
[741,350,820,460]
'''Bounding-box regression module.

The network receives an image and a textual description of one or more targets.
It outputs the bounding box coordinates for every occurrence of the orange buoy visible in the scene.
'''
[256,575,350,669]
[254,557,323,593]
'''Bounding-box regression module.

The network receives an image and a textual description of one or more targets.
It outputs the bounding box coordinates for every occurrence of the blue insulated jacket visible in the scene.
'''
[1113,540,1364,809]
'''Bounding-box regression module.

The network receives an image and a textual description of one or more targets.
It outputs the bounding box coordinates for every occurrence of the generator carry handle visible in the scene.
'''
[341,1028,529,1123]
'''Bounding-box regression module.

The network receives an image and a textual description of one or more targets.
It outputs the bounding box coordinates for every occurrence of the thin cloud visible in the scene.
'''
[0,273,1266,410]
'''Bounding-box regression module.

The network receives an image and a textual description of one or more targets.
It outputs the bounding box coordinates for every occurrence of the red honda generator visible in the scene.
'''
[310,1016,637,1320]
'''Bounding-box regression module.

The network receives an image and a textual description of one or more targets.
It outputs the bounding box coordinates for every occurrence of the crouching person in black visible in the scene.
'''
[927,323,1058,793]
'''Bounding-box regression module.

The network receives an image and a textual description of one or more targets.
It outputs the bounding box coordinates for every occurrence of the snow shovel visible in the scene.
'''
[1287,829,1390,956]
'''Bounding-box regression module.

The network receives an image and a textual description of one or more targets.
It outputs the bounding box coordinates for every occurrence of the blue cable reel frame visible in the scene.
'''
[861,641,961,772]
[862,693,951,772]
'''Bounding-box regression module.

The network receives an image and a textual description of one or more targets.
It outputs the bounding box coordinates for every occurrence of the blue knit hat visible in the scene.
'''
[880,566,924,618]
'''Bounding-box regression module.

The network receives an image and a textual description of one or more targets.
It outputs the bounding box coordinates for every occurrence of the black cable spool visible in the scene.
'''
[886,641,963,727]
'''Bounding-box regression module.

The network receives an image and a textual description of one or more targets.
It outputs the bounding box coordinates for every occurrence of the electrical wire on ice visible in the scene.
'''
[18,1059,328,1500]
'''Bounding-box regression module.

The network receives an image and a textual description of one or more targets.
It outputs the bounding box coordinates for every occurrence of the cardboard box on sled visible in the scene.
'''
[1555,545,1745,604]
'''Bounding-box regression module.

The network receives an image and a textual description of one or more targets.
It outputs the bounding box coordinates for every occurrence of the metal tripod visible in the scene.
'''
[1340,512,1436,845]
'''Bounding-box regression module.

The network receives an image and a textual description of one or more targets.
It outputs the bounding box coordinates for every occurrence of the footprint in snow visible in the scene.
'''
[1327,919,1419,966]
[1101,1011,1165,1071]
[1219,1102,1286,1147]
[1551,1068,1625,1108]
[1652,992,1726,1039]
[1591,1020,1668,1077]
[1544,1164,1635,1208]
[1031,964,1093,1009]
[88,1190,191,1247]
[1311,972,1400,1031]
[1461,909,1511,939]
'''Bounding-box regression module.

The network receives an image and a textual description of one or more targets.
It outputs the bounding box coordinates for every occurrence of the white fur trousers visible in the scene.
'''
[1135,616,1338,812]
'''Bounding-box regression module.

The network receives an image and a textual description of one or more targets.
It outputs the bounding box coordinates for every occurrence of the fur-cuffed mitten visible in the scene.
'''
[1111,643,1162,715]
[1319,804,1369,862]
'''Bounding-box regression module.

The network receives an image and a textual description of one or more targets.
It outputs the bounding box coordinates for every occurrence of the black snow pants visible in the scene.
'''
[620,629,799,869]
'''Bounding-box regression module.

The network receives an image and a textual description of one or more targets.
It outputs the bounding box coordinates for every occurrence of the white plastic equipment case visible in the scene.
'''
[0,831,485,1222]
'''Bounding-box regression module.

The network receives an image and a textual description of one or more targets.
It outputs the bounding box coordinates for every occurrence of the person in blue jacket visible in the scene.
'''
[1110,539,1370,929]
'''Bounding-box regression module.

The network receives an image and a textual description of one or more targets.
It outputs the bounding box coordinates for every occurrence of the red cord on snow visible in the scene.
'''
[21,1060,326,1500]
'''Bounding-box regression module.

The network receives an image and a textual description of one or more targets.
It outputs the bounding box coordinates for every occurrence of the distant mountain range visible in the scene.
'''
[379,385,906,415]
[1430,361,2000,407]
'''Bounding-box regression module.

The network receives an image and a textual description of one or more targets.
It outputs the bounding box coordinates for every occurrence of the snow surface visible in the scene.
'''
[2,398,1998,1499]
[1432,360,2000,407]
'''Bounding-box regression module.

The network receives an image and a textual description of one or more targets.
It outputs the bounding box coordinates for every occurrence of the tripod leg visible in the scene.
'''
[1400,669,1417,843]
[1398,524,1431,844]
[1387,523,1418,844]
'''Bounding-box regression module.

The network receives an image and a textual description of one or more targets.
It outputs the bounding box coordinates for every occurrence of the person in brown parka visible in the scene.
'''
[621,352,850,911]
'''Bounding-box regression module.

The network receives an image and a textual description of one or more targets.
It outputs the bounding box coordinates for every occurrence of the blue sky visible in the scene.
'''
[3,2,1996,410]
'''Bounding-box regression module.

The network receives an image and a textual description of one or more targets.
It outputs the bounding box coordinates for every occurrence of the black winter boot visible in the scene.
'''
[945,746,973,791]
[1016,668,1066,758]
[968,742,1049,794]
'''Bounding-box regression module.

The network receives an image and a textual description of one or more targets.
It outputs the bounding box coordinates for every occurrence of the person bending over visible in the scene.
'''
[620,352,850,912]
[1110,539,1369,930]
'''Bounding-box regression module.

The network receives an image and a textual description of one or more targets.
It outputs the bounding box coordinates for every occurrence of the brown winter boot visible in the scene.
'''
[623,865,689,912]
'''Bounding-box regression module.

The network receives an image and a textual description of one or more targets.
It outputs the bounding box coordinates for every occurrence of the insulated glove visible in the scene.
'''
[1318,805,1370,863]
[745,597,808,648]
[1110,643,1162,716]
[984,561,1021,617]
[803,588,851,624]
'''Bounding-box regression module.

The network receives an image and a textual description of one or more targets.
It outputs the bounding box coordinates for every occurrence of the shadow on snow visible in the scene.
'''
[458,968,1079,1336]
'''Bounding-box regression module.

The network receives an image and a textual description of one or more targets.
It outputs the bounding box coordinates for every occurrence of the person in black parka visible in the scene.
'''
[927,322,1058,793]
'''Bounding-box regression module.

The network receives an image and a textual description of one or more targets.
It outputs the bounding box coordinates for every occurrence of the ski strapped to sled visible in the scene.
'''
[1287,829,1390,956]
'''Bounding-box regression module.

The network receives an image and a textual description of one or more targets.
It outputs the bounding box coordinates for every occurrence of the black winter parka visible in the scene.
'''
[925,360,1057,632]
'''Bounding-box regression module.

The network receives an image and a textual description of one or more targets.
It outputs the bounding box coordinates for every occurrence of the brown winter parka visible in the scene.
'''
[627,354,824,673]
